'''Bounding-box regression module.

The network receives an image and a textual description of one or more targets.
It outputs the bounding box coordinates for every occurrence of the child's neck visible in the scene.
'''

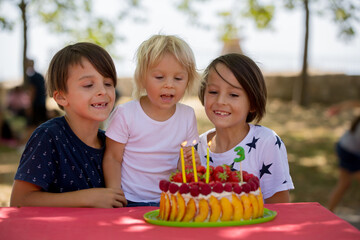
[209,123,250,153]
[140,96,176,121]
[64,115,101,149]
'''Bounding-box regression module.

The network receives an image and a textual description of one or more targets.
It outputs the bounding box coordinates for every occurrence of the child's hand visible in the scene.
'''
[86,188,127,208]
[182,146,201,166]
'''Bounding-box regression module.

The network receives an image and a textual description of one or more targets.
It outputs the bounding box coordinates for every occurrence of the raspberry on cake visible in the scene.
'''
[158,165,264,222]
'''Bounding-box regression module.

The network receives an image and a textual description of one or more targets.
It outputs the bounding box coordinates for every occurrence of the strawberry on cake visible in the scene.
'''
[158,164,264,222]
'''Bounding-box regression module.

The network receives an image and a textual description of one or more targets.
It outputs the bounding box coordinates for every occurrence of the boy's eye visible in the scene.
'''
[84,84,93,88]
[208,91,217,95]
[230,93,239,97]
[155,76,163,79]
[105,82,114,87]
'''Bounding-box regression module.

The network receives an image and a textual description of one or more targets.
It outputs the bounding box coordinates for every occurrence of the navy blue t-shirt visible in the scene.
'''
[15,117,106,192]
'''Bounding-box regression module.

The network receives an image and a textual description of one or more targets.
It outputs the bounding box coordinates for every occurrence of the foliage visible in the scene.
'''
[175,0,360,106]
[0,0,142,49]
[175,0,275,42]
[284,0,360,40]
[0,0,143,84]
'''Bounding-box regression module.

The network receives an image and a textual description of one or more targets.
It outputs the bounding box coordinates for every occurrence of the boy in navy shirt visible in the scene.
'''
[10,42,127,208]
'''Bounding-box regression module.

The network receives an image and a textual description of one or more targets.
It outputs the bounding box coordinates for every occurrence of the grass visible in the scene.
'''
[1,97,359,212]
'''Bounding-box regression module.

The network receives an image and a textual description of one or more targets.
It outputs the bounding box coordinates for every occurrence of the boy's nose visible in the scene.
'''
[216,93,226,104]
[97,84,106,95]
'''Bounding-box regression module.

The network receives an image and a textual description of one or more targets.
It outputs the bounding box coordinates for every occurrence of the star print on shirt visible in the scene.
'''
[246,136,259,153]
[229,162,236,171]
[204,155,214,163]
[275,136,282,149]
[260,163,273,178]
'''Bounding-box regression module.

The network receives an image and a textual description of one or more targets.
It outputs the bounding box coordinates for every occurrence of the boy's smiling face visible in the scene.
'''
[55,57,115,123]
[204,63,251,130]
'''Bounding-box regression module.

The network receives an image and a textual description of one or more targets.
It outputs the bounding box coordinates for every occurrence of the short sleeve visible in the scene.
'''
[258,133,294,199]
[106,105,130,143]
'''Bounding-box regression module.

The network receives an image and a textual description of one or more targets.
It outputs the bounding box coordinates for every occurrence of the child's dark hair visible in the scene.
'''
[46,42,117,109]
[198,53,267,123]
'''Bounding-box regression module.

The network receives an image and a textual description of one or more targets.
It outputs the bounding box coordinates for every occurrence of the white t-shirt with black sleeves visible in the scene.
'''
[106,100,199,202]
[197,124,294,200]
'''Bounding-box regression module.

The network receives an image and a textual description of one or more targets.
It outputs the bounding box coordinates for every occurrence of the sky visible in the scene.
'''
[0,0,359,84]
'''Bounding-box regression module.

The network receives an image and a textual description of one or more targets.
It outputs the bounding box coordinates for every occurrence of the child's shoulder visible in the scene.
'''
[199,128,215,138]
[115,99,138,109]
[176,102,195,113]
[33,117,67,135]
[250,124,280,139]
[24,117,68,149]
[111,100,139,116]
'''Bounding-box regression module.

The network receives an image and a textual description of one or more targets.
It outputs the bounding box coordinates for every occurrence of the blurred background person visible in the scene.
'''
[327,100,360,212]
[6,86,30,119]
[22,59,48,144]
[26,58,48,126]
[0,110,15,145]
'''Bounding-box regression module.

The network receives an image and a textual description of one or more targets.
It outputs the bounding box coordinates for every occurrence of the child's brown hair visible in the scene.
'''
[198,53,267,123]
[46,42,117,109]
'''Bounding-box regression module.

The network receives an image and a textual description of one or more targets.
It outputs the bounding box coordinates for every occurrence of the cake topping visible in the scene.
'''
[169,183,180,194]
[179,183,190,194]
[159,179,170,192]
[224,183,233,192]
[242,183,251,193]
[233,184,242,194]
[190,184,200,197]
[200,183,211,195]
[159,165,261,196]
[212,182,224,193]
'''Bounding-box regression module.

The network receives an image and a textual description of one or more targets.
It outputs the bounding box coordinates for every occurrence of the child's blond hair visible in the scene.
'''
[133,34,199,99]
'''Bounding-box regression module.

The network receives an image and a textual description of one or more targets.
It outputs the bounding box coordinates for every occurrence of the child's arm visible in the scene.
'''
[265,190,290,204]
[10,180,127,208]
[102,137,125,189]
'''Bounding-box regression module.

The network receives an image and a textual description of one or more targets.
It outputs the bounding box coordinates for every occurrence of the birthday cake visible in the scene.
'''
[158,164,264,222]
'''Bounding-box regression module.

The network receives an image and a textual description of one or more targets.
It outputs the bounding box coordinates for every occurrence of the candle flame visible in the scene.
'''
[192,140,197,145]
[181,141,187,147]
[208,140,212,147]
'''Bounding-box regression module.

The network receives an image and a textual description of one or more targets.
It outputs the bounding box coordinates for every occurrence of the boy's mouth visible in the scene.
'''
[91,102,108,108]
[214,110,230,116]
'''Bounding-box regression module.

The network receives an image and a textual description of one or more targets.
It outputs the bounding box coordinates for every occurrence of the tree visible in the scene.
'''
[175,0,360,106]
[285,0,359,106]
[0,0,141,85]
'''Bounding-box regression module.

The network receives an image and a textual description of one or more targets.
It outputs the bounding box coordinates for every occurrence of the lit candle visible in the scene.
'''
[205,140,212,183]
[191,140,198,182]
[180,141,187,183]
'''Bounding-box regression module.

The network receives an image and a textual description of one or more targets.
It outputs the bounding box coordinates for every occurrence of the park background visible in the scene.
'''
[0,0,359,229]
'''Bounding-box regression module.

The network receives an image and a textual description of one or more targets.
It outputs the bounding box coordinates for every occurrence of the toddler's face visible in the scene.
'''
[58,57,116,122]
[143,53,189,111]
[204,63,251,130]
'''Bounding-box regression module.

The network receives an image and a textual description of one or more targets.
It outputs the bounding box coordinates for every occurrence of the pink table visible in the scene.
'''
[0,202,359,240]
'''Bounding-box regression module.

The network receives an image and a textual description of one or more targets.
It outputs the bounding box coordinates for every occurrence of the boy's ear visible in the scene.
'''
[53,91,68,107]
